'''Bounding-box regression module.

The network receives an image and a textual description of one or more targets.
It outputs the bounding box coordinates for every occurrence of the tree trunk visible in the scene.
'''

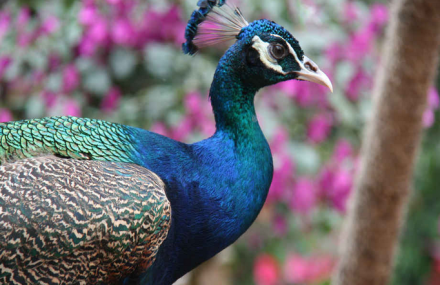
[332,1,440,285]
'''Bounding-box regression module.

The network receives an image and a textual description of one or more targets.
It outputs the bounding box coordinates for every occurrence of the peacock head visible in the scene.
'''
[183,0,333,92]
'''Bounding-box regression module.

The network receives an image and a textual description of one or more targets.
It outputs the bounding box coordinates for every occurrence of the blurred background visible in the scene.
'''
[0,0,439,284]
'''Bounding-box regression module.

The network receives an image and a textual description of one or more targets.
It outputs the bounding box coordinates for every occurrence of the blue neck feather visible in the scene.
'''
[127,42,273,284]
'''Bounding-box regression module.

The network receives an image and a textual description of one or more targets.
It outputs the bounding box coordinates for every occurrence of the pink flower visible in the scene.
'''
[290,178,316,215]
[40,16,59,35]
[318,166,354,213]
[370,4,388,30]
[306,113,332,144]
[428,87,440,110]
[0,109,12,122]
[273,215,288,237]
[423,87,439,128]
[79,4,98,26]
[101,87,121,112]
[423,109,435,128]
[343,1,358,24]
[268,154,295,203]
[17,7,30,27]
[331,169,353,213]
[112,18,135,46]
[0,56,12,79]
[253,254,279,285]
[151,122,169,137]
[171,116,193,141]
[284,254,333,284]
[325,43,344,66]
[41,91,57,108]
[332,139,353,163]
[346,69,372,101]
[64,99,81,117]
[88,17,108,44]
[62,64,80,93]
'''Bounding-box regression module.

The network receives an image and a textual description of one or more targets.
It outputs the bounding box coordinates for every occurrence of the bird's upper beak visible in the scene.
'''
[296,55,333,92]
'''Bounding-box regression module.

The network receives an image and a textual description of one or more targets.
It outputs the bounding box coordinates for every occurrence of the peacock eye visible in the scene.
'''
[268,43,287,60]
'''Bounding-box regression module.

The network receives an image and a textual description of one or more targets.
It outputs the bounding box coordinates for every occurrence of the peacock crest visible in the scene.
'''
[183,0,248,54]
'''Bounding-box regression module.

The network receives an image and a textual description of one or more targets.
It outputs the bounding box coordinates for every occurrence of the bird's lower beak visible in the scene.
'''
[296,56,333,92]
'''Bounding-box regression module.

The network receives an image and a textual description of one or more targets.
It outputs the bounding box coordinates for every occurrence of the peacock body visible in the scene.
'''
[0,1,332,284]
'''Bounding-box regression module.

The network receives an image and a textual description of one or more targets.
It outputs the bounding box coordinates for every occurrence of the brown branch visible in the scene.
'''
[332,1,440,285]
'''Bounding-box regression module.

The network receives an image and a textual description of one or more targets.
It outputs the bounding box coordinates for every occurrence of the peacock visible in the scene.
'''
[0,1,332,284]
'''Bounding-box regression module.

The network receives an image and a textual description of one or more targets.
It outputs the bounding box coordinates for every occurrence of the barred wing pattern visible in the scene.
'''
[0,156,171,284]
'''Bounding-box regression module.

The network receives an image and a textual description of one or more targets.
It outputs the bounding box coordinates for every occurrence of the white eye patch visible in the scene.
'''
[251,35,287,75]
[251,35,305,76]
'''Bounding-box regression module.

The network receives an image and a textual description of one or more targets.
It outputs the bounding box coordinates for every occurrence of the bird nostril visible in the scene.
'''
[304,62,318,72]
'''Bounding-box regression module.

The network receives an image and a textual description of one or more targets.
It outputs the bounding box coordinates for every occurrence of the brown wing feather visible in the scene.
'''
[0,156,171,284]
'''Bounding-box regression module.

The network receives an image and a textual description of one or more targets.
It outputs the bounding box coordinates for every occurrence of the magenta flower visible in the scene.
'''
[332,139,353,163]
[369,4,389,31]
[346,68,372,101]
[40,15,59,35]
[41,91,57,108]
[268,154,295,204]
[423,87,439,128]
[0,56,12,79]
[62,64,80,93]
[0,109,12,122]
[253,254,279,285]
[112,18,135,46]
[88,17,108,45]
[273,215,288,237]
[306,113,333,144]
[79,4,98,26]
[343,1,358,24]
[101,87,121,112]
[63,99,81,117]
[330,169,353,213]
[17,7,30,27]
[150,122,169,137]
[284,254,333,284]
[290,178,316,215]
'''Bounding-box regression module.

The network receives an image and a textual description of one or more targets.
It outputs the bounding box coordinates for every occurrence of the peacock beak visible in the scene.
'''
[296,56,333,92]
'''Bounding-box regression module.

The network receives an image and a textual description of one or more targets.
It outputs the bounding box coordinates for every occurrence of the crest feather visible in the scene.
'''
[183,1,248,55]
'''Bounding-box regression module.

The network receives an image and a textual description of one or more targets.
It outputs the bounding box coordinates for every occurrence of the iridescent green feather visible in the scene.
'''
[0,116,136,164]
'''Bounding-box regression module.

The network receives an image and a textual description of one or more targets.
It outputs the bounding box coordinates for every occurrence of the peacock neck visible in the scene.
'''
[210,51,260,138]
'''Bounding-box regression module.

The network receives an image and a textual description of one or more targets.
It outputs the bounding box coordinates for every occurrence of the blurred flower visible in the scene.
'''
[346,68,372,101]
[0,109,12,122]
[343,1,359,24]
[101,86,121,112]
[151,122,169,137]
[112,18,135,46]
[40,15,59,35]
[273,215,288,237]
[284,254,334,284]
[42,91,57,108]
[307,113,333,144]
[79,4,97,26]
[253,254,279,285]
[290,178,316,215]
[17,7,30,27]
[0,56,12,79]
[64,99,81,117]
[423,87,439,128]
[332,139,353,163]
[369,3,388,32]
[62,64,80,93]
